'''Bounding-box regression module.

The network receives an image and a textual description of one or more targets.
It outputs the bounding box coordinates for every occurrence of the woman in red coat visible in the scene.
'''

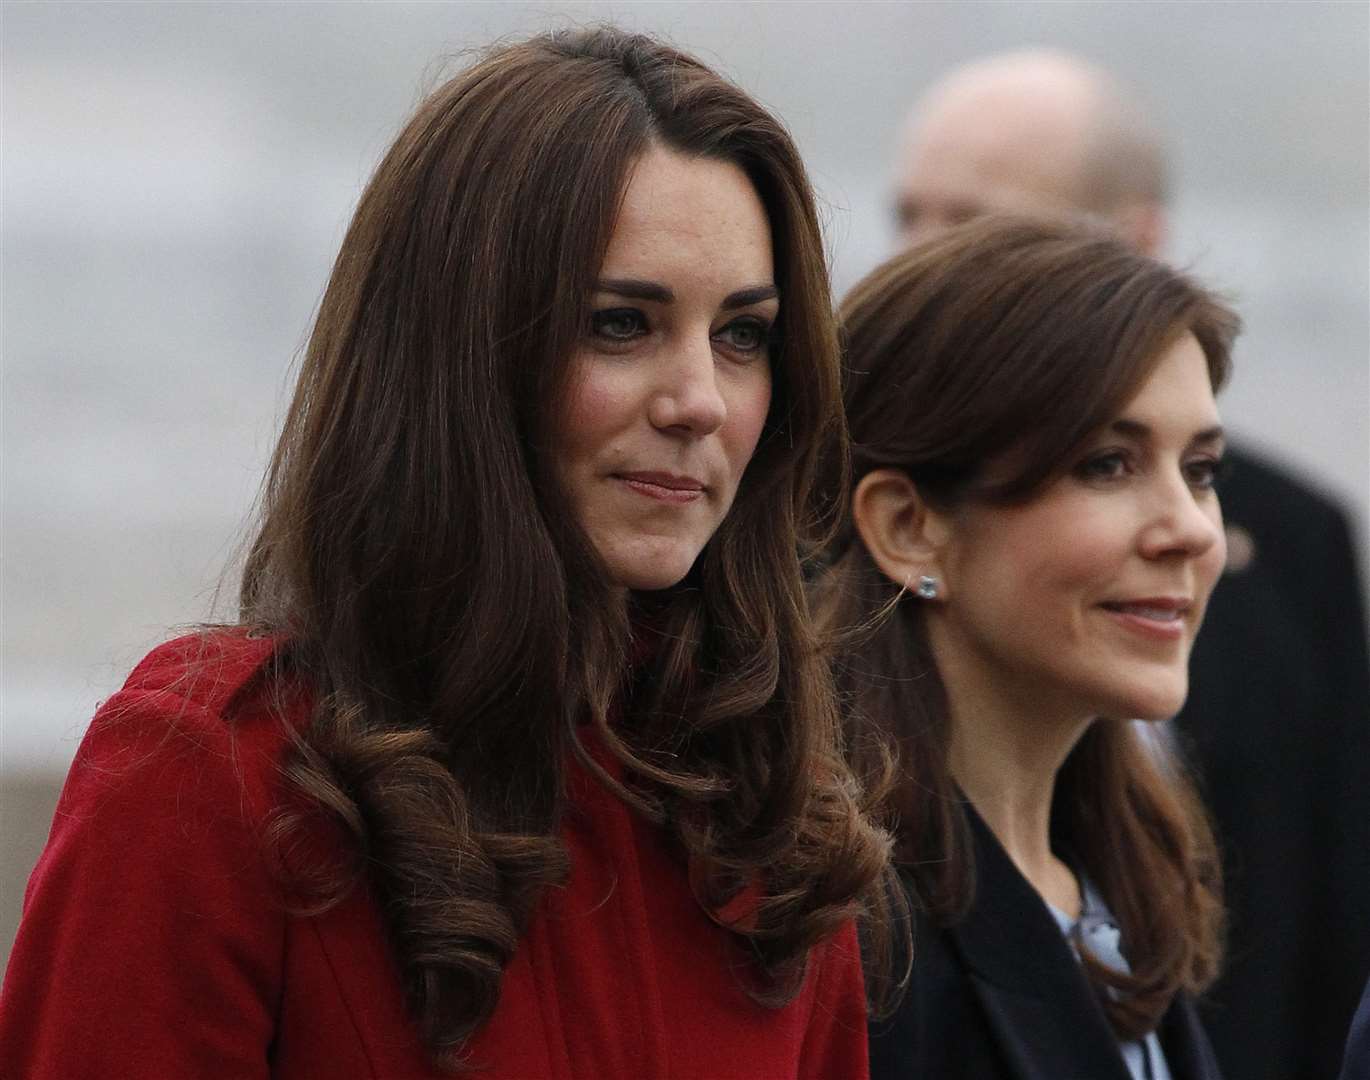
[0,28,897,1078]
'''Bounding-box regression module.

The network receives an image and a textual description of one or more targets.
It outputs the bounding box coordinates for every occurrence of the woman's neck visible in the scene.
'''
[943,677,1094,920]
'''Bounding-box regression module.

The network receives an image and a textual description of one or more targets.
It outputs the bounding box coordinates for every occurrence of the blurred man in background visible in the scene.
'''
[893,49,1370,1080]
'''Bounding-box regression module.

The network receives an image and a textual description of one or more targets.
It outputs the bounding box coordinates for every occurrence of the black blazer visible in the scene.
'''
[1342,977,1370,1080]
[869,808,1222,1080]
[1176,446,1370,1080]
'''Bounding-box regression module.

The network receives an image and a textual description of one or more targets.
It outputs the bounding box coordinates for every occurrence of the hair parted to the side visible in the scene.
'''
[239,26,896,1066]
[815,215,1238,1040]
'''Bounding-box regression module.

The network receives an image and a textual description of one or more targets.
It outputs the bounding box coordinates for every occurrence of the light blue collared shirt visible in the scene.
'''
[1047,877,1173,1080]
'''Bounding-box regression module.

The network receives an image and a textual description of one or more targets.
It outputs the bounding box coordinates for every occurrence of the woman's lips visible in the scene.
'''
[614,471,706,503]
[1100,598,1191,641]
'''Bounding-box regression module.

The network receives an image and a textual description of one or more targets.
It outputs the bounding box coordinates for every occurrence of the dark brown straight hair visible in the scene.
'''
[239,26,896,1066]
[815,215,1238,1039]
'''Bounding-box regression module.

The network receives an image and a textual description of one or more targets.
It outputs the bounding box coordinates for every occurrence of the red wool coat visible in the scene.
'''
[0,632,870,1079]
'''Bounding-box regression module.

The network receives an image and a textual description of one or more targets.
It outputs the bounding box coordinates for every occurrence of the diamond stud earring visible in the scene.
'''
[915,575,939,600]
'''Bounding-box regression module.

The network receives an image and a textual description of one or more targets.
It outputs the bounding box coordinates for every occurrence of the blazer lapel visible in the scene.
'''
[947,803,1133,1080]
[1158,995,1222,1080]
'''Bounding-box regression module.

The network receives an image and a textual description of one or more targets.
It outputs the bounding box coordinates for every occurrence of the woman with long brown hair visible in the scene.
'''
[1,27,896,1078]
[817,216,1236,1079]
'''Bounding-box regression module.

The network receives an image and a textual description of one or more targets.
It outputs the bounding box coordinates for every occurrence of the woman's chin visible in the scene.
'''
[1083,677,1188,726]
[1119,684,1189,724]
[603,549,700,593]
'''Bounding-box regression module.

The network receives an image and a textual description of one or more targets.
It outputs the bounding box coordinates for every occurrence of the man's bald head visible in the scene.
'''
[894,50,1167,255]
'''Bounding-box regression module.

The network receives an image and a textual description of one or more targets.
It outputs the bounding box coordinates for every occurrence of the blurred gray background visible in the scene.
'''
[4,1,1367,967]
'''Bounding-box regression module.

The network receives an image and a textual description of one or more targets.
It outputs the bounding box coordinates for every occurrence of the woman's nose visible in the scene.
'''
[647,333,727,436]
[1138,473,1224,561]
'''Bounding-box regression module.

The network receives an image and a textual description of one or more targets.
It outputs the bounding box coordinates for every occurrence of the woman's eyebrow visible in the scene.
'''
[592,280,778,309]
[1108,418,1226,445]
[596,278,673,303]
[721,285,779,309]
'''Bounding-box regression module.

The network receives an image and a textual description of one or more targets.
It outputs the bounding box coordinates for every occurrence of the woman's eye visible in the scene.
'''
[714,316,772,355]
[1075,451,1130,482]
[1185,456,1227,490]
[590,308,648,342]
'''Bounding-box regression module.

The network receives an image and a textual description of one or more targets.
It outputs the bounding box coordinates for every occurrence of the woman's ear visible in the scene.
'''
[851,468,951,600]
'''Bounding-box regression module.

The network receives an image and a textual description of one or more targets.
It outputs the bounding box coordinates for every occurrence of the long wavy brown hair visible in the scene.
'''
[238,26,896,1065]
[815,216,1237,1039]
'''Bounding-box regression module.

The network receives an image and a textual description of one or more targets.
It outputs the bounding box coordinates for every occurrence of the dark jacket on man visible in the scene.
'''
[1176,446,1370,1080]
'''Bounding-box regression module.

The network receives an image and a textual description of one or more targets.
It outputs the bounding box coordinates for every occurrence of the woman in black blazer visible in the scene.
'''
[817,217,1235,1079]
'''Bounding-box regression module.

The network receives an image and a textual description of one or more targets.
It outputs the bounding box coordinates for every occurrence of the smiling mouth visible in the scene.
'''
[1101,601,1188,621]
[1100,599,1191,639]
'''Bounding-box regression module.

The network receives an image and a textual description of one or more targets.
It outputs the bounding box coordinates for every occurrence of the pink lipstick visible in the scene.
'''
[1099,597,1191,641]
[615,471,706,503]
